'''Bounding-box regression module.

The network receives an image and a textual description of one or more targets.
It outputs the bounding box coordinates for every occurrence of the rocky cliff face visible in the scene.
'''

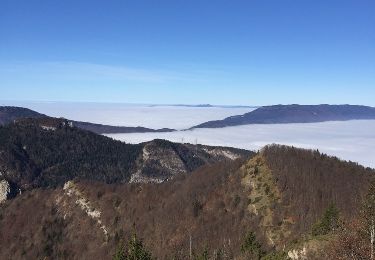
[132,139,252,183]
[0,179,10,203]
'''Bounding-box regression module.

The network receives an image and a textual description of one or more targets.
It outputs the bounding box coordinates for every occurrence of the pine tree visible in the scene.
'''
[312,204,340,236]
[113,232,153,260]
[113,243,126,260]
[126,232,153,260]
[241,232,265,260]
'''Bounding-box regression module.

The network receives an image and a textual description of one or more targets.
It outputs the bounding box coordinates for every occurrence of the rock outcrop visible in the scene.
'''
[0,179,10,203]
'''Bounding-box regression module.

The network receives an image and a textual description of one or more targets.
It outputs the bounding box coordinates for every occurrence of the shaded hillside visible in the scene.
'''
[193,104,375,128]
[0,117,142,190]
[0,106,46,125]
[0,106,175,134]
[0,118,251,193]
[0,145,373,259]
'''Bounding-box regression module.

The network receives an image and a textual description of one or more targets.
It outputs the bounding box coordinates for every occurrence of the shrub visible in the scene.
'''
[241,232,265,260]
[113,232,153,260]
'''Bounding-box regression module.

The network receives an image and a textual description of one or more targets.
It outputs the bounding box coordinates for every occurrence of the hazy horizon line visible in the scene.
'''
[1,99,375,108]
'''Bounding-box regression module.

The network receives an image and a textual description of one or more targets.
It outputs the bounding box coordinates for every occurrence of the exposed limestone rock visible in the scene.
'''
[130,143,186,183]
[288,247,308,260]
[130,141,247,183]
[203,148,241,160]
[62,181,109,241]
[0,179,10,203]
[241,154,293,248]
[41,125,56,131]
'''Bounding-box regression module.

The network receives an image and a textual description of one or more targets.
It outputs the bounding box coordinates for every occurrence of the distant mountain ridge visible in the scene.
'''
[0,106,175,134]
[192,104,375,128]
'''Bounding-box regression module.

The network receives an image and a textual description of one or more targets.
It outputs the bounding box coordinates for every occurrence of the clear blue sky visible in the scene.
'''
[1,0,374,106]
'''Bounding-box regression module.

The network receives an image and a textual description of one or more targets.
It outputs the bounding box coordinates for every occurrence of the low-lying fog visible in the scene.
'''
[106,120,375,169]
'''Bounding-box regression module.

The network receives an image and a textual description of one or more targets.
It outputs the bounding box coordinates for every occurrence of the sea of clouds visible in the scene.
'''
[106,120,375,169]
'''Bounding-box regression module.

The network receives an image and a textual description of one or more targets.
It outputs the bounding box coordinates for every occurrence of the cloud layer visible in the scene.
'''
[107,120,375,169]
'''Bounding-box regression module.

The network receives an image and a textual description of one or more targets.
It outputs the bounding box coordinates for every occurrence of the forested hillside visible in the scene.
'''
[0,118,251,194]
[0,145,372,259]
[0,106,46,125]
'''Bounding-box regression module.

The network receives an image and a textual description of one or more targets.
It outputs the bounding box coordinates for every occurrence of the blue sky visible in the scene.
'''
[0,0,374,106]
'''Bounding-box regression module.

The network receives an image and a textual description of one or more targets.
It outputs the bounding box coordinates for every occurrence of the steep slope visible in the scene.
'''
[0,118,251,194]
[243,145,373,249]
[0,106,175,134]
[193,104,375,128]
[0,145,372,259]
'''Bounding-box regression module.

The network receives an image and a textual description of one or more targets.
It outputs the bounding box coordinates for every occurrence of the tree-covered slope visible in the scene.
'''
[0,117,142,189]
[0,145,372,259]
[0,118,251,193]
[0,106,47,125]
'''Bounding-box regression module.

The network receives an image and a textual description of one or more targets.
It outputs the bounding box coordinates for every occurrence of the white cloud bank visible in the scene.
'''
[106,120,375,169]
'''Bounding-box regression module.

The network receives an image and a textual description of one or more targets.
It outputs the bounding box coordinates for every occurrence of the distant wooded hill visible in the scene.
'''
[0,106,175,134]
[0,117,251,192]
[193,104,375,128]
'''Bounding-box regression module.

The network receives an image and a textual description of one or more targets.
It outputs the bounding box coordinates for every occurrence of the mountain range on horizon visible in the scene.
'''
[2,104,375,135]
[192,104,375,129]
[0,106,175,134]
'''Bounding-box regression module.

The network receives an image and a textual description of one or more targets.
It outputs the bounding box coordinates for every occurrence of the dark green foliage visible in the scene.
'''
[312,204,340,236]
[194,247,209,260]
[113,233,153,260]
[262,251,290,260]
[113,243,127,260]
[241,231,265,260]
